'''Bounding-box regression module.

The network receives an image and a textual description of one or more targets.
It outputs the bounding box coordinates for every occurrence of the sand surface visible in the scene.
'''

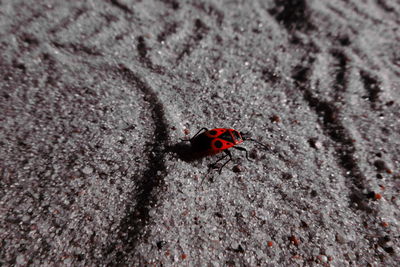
[1,0,399,266]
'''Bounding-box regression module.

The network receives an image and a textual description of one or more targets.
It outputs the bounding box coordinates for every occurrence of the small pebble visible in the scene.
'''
[270,115,281,123]
[232,165,244,173]
[216,91,224,98]
[282,172,294,180]
[381,221,389,227]
[335,233,346,244]
[16,255,26,265]
[309,138,323,149]
[249,149,260,159]
[22,215,30,222]
[374,160,392,173]
[289,235,300,246]
[82,166,93,175]
[318,255,328,262]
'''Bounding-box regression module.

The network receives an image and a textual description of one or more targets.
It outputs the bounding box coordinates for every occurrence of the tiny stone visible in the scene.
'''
[64,257,72,265]
[345,251,356,261]
[314,140,323,149]
[318,255,328,262]
[16,255,26,265]
[232,165,244,173]
[282,172,293,180]
[289,235,300,246]
[323,246,334,256]
[249,149,260,159]
[374,160,390,172]
[309,138,323,149]
[310,190,318,197]
[270,115,281,123]
[336,233,346,244]
[22,215,30,222]
[383,246,394,254]
[82,166,93,175]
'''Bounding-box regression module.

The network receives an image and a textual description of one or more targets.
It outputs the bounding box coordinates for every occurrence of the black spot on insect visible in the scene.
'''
[219,131,234,142]
[209,130,217,135]
[214,140,223,148]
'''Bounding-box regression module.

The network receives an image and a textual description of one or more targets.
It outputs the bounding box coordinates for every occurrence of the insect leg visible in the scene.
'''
[210,153,229,169]
[233,146,252,161]
[217,150,232,174]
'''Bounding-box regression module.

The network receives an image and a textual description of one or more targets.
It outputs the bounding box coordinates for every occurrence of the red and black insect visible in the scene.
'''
[182,128,268,173]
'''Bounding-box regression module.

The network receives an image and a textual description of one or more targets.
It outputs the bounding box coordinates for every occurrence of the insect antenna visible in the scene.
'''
[246,138,270,150]
[241,131,270,150]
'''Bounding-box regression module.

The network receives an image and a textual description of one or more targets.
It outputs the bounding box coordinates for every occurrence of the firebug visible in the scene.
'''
[182,128,268,173]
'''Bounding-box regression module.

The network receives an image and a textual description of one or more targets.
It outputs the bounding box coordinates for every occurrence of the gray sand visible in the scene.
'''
[1,0,399,266]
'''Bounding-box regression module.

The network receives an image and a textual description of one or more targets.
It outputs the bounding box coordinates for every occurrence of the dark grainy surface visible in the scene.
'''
[1,0,399,266]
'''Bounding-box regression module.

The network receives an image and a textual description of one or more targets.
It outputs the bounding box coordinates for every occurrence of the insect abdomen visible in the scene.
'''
[190,134,213,154]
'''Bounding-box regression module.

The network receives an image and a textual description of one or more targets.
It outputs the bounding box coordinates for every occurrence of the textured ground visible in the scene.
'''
[1,0,400,266]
